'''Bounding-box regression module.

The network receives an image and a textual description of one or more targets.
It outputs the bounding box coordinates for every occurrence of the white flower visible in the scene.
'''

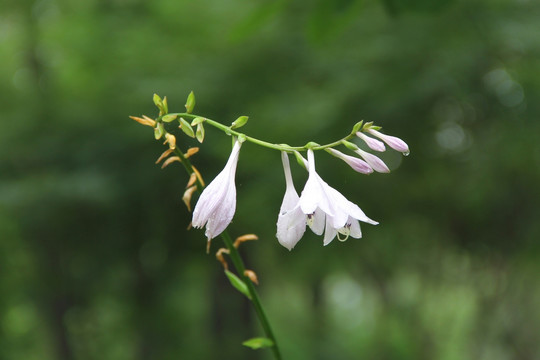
[327,148,373,174]
[367,129,410,155]
[192,140,242,240]
[356,131,386,152]
[299,149,378,245]
[276,152,306,250]
[354,148,390,173]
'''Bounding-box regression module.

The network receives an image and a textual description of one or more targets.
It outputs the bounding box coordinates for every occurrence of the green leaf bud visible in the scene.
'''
[362,121,374,131]
[179,117,195,138]
[161,114,177,123]
[196,123,205,143]
[224,270,252,300]
[231,116,249,129]
[191,117,205,126]
[185,91,196,114]
[153,93,163,108]
[352,120,364,133]
[162,96,169,114]
[242,337,274,350]
[294,151,307,170]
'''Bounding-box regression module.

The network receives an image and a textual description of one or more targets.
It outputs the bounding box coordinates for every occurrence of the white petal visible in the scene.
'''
[299,150,334,217]
[348,218,362,238]
[308,208,325,235]
[276,205,306,250]
[344,202,378,225]
[323,216,337,246]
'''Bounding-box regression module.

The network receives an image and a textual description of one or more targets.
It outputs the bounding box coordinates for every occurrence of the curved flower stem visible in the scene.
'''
[172,146,282,360]
[164,113,356,152]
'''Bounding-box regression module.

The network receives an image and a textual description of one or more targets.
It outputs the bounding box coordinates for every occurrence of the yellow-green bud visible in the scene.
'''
[162,96,169,114]
[231,116,249,129]
[191,117,205,126]
[179,117,195,138]
[196,123,205,143]
[154,123,165,140]
[352,120,364,134]
[162,114,177,123]
[185,91,196,114]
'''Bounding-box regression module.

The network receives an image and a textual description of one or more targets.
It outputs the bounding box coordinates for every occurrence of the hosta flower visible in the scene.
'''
[276,152,306,250]
[367,129,410,154]
[192,140,242,240]
[327,148,373,174]
[299,149,378,245]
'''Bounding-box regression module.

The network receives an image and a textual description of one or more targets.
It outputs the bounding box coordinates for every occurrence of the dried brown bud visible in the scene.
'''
[244,270,259,285]
[161,156,181,169]
[182,185,197,211]
[155,149,174,164]
[216,248,230,270]
[129,115,156,127]
[234,234,259,248]
[184,147,200,158]
[191,166,205,187]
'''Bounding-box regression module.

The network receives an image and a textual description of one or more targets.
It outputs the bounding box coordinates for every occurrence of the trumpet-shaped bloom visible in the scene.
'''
[299,149,378,245]
[192,140,242,240]
[327,148,373,174]
[276,152,306,250]
[367,129,410,155]
[356,131,386,152]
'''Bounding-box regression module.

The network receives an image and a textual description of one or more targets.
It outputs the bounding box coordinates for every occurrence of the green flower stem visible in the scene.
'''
[164,113,356,152]
[172,147,282,360]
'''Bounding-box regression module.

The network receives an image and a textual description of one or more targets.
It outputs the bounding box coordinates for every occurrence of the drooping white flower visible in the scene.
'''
[354,148,390,173]
[367,129,410,155]
[356,131,386,152]
[299,149,378,245]
[192,140,242,240]
[276,152,306,250]
[327,148,373,174]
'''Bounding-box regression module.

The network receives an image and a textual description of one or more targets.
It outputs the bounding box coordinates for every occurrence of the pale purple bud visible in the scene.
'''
[328,148,373,174]
[367,129,410,155]
[354,148,390,173]
[356,132,386,152]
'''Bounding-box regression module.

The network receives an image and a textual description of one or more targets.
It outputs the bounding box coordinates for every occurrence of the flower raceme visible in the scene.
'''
[192,140,242,241]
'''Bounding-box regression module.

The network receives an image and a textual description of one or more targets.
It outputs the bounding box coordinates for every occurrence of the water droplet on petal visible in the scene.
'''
[402,151,410,157]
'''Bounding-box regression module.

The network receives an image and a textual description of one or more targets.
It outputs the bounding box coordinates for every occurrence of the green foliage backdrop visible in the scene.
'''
[1,0,539,359]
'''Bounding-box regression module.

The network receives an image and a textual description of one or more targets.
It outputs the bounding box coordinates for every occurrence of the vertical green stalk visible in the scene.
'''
[172,147,282,360]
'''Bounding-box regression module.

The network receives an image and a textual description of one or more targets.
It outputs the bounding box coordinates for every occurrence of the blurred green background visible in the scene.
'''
[1,0,539,359]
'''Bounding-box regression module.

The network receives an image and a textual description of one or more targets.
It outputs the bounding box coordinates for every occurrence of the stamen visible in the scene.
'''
[337,224,351,242]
